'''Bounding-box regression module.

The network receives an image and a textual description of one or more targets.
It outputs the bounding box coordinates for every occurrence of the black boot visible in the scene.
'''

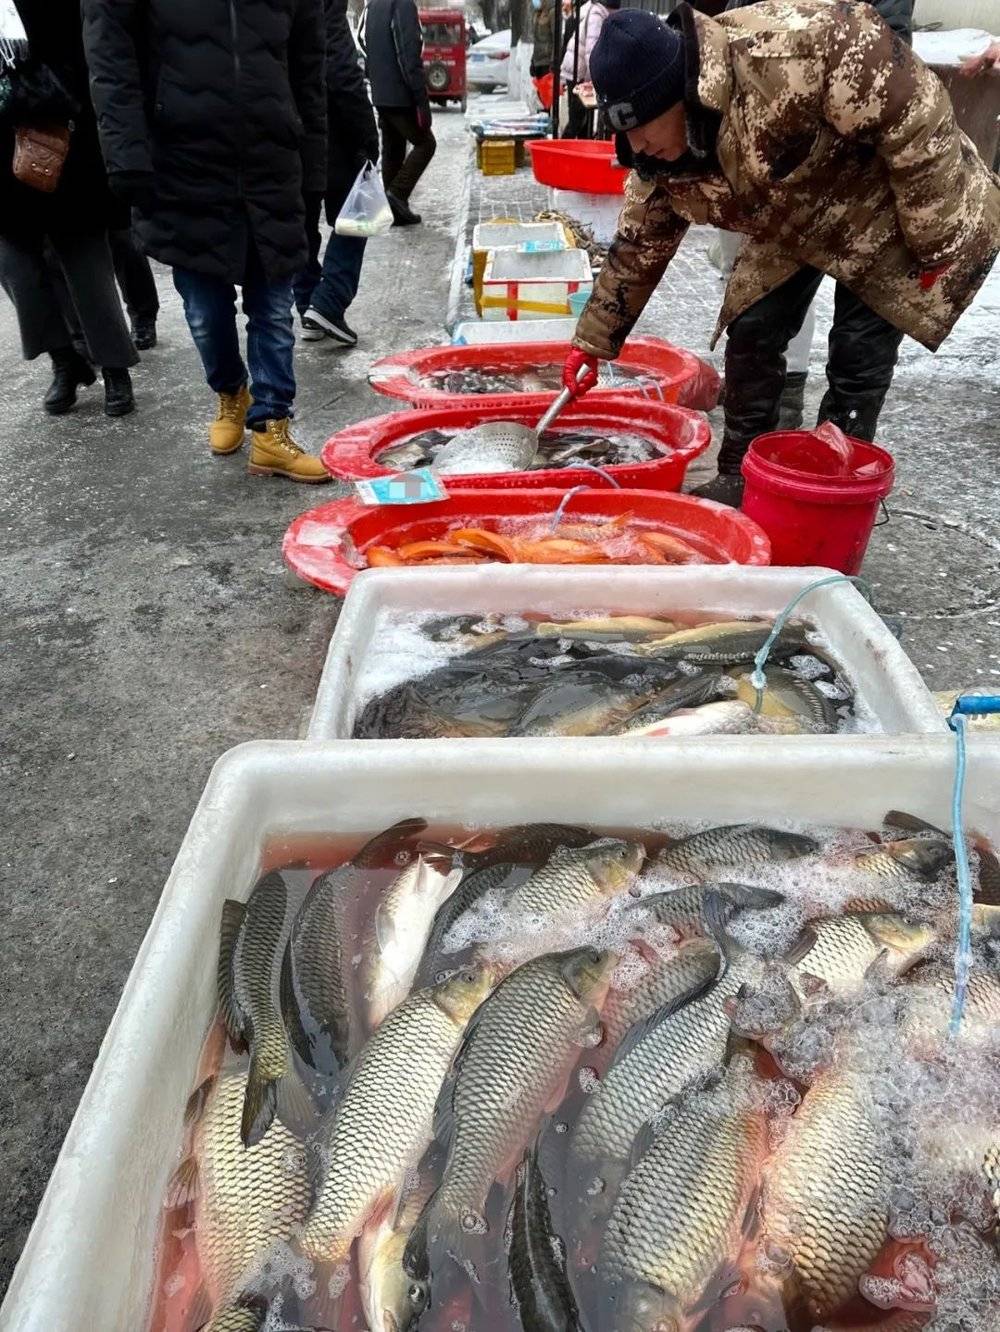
[388,192,421,226]
[132,318,157,351]
[689,433,748,508]
[777,370,808,431]
[103,367,135,417]
[44,348,96,415]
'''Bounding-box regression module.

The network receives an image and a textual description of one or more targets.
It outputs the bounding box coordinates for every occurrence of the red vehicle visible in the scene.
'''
[419,7,467,111]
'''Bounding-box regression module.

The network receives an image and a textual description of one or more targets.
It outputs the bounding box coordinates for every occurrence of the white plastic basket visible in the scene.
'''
[452,316,579,344]
[480,246,593,321]
[2,735,997,1329]
[306,565,944,741]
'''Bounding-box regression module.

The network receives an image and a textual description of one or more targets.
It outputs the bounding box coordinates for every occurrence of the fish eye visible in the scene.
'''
[408,1282,428,1310]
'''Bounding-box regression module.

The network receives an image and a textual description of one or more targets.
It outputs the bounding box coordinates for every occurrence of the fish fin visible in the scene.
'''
[610,969,719,1072]
[275,1067,318,1140]
[975,844,1000,906]
[416,840,461,874]
[217,898,248,1048]
[165,1155,200,1210]
[241,1059,279,1148]
[353,818,429,868]
[884,809,947,838]
[374,898,397,952]
[797,969,831,998]
[862,947,895,987]
[782,924,819,967]
[701,888,741,974]
[305,1136,329,1203]
[722,1029,759,1067]
[183,1075,215,1127]
[279,940,311,1070]
[186,1283,212,1330]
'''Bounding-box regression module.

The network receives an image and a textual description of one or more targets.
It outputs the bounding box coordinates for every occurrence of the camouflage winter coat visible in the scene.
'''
[574,0,1000,359]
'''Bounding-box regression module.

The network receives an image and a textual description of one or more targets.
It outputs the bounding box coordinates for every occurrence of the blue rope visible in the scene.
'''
[947,695,1000,1036]
[748,573,873,709]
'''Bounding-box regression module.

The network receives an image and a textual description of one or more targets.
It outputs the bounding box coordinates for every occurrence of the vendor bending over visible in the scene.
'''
[563,0,1000,505]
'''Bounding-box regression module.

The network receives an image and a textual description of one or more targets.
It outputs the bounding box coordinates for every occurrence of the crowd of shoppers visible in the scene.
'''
[0,0,437,483]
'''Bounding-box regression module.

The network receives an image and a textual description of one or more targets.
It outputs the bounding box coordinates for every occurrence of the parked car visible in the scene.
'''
[467,27,511,92]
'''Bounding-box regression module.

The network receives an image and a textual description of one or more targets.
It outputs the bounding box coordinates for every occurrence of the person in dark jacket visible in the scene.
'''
[362,0,436,226]
[0,0,138,417]
[531,0,555,79]
[82,0,331,483]
[296,0,379,347]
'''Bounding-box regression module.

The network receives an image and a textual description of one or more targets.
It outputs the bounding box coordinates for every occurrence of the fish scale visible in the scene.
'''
[762,1063,890,1319]
[505,840,643,919]
[603,939,720,1052]
[301,970,493,1265]
[600,1069,767,1329]
[568,953,757,1181]
[410,949,613,1266]
[180,1068,311,1316]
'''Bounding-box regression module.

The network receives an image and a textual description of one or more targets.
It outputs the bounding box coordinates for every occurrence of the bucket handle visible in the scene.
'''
[549,471,622,530]
[874,499,891,528]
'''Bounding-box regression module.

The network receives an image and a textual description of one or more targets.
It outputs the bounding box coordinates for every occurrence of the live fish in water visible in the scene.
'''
[657,824,819,881]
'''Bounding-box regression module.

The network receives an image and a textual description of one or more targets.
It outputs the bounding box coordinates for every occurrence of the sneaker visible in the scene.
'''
[247,418,331,483]
[300,316,325,343]
[210,385,252,455]
[302,307,358,347]
[387,192,422,226]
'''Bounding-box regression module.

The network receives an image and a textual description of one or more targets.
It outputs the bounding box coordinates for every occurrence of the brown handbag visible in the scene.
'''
[13,123,70,193]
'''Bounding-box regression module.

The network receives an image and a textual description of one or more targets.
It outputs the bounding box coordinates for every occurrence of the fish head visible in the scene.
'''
[862,913,937,967]
[883,837,952,881]
[560,946,618,1001]
[612,1280,685,1332]
[431,965,497,1024]
[372,1263,429,1332]
[581,838,646,892]
[767,830,820,861]
[726,970,802,1042]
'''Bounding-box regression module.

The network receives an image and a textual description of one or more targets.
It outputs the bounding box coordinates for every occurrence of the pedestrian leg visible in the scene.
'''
[818,282,904,442]
[0,234,77,360]
[110,228,159,330]
[172,266,247,394]
[378,109,408,194]
[240,247,296,429]
[49,231,139,369]
[380,108,436,202]
[693,265,825,505]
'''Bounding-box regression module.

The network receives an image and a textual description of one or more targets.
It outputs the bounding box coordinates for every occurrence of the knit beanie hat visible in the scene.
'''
[590,10,686,132]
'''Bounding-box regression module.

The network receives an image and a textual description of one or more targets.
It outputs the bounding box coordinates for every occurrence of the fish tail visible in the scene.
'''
[241,1057,279,1147]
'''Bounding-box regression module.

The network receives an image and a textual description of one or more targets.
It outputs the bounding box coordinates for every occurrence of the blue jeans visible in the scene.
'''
[173,247,295,428]
[293,193,366,321]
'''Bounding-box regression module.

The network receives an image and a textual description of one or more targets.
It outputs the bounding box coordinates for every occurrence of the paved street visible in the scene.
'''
[1,95,998,1293]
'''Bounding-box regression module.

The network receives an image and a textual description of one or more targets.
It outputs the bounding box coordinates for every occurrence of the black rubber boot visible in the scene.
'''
[690,431,749,508]
[132,318,157,351]
[44,348,96,415]
[388,192,422,226]
[777,370,808,431]
[103,367,136,417]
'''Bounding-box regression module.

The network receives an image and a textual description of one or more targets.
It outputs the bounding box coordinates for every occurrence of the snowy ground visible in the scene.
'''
[1,95,998,1293]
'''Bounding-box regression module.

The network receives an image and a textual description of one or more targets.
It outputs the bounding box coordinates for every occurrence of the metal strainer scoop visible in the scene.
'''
[433,365,592,477]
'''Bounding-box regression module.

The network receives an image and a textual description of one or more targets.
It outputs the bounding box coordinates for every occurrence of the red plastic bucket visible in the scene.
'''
[741,430,895,575]
[320,397,711,493]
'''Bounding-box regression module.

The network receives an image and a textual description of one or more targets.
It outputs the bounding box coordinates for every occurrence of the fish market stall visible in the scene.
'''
[306,567,943,741]
[282,489,771,596]
[368,336,721,412]
[4,736,1000,1332]
[319,398,711,493]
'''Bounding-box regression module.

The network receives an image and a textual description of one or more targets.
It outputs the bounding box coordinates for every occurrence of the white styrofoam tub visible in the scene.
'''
[481,246,593,321]
[452,315,579,344]
[3,734,998,1330]
[471,220,571,254]
[306,565,945,741]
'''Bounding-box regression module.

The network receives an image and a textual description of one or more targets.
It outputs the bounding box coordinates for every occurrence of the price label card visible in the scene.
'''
[354,468,449,506]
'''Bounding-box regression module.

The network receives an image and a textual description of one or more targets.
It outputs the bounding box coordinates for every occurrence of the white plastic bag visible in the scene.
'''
[335,160,393,238]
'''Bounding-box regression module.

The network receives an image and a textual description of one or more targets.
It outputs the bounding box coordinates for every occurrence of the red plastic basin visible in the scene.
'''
[741,430,895,576]
[283,488,772,595]
[320,398,711,493]
[369,337,721,412]
[528,139,627,194]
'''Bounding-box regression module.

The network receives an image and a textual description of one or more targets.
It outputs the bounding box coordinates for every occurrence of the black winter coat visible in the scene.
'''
[81,0,327,283]
[362,0,428,110]
[325,0,379,213]
[0,0,124,240]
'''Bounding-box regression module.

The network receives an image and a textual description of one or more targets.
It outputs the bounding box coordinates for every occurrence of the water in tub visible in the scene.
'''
[375,427,661,475]
[148,811,1000,1331]
[349,610,872,740]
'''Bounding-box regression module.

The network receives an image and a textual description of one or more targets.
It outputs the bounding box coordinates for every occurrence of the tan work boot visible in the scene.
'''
[209,385,252,455]
[247,418,331,483]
